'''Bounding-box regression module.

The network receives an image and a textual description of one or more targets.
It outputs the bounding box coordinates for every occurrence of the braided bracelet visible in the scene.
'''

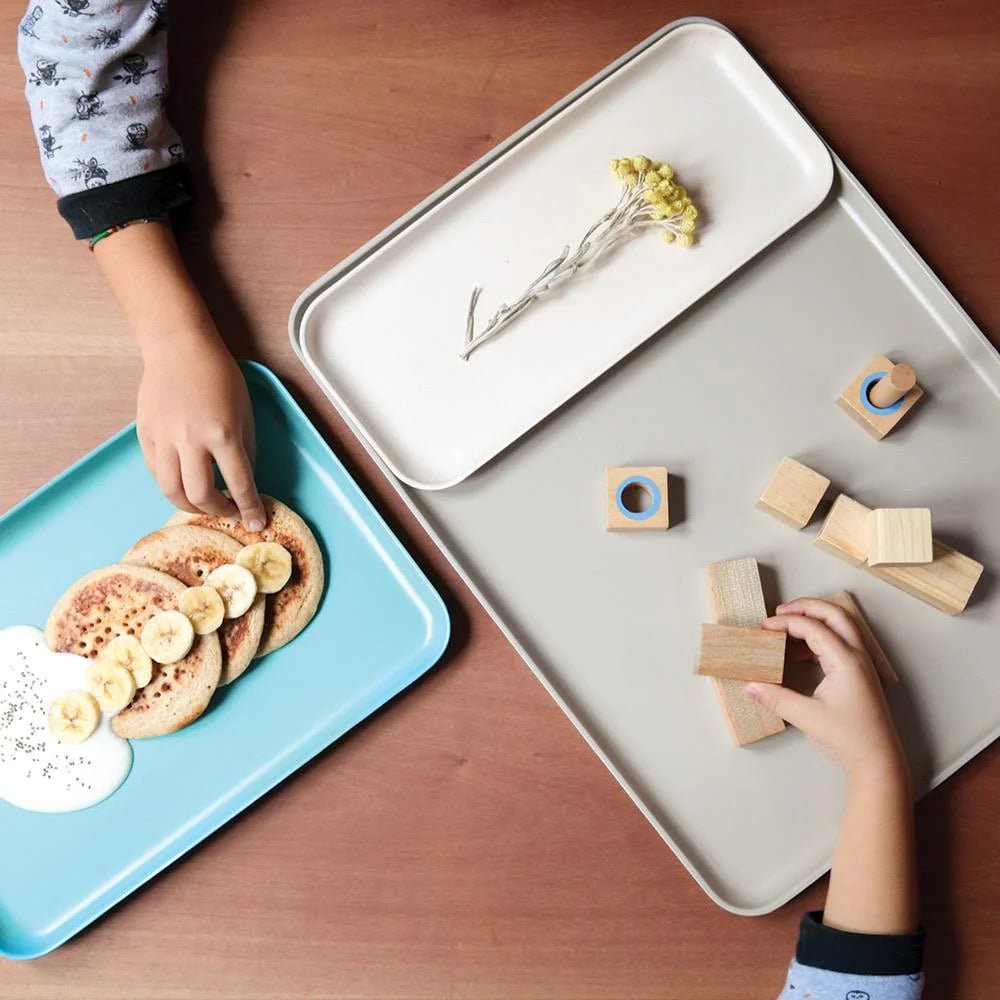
[88,214,168,252]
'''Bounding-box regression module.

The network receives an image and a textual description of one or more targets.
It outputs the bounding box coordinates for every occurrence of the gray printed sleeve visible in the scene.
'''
[17,0,192,238]
[777,912,924,1000]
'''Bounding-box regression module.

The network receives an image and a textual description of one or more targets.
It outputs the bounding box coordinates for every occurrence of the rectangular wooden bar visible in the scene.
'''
[696,623,786,683]
[869,542,984,615]
[703,558,785,745]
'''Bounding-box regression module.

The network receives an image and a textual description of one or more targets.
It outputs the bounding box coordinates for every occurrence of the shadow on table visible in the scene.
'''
[168,0,260,360]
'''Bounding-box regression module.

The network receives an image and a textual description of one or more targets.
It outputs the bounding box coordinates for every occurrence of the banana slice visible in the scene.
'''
[236,541,293,594]
[100,634,153,688]
[83,659,137,713]
[140,609,195,665]
[179,585,226,635]
[204,564,258,618]
[48,689,101,744]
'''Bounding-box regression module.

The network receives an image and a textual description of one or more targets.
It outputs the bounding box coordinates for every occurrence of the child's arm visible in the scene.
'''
[745,598,923,998]
[17,1,264,530]
[94,222,265,529]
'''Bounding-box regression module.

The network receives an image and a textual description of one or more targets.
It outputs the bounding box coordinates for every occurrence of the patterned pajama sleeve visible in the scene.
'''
[777,912,924,1000]
[17,0,193,238]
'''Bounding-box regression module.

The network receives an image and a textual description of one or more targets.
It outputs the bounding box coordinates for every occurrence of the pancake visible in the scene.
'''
[44,564,222,739]
[168,496,323,656]
[122,525,265,685]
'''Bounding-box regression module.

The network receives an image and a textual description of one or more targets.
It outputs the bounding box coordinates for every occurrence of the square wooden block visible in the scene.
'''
[835,354,923,439]
[868,508,933,566]
[757,457,830,529]
[605,467,669,531]
[696,623,786,683]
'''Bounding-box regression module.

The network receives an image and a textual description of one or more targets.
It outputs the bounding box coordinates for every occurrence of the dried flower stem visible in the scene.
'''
[461,160,698,361]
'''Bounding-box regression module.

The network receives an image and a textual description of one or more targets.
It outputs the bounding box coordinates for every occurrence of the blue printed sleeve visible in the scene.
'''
[17,0,192,237]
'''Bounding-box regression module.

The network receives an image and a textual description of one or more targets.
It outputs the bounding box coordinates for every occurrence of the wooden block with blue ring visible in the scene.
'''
[606,467,669,531]
[835,354,924,439]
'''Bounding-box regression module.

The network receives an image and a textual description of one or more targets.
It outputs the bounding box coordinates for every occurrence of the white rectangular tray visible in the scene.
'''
[297,21,833,489]
[290,19,1000,914]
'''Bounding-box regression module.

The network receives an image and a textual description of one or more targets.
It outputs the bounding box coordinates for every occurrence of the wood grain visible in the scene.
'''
[868,507,934,566]
[756,456,830,530]
[1,1,999,996]
[704,558,786,744]
[696,623,786,683]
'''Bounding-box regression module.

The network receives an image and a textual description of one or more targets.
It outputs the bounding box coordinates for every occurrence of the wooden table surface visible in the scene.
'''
[2,2,998,997]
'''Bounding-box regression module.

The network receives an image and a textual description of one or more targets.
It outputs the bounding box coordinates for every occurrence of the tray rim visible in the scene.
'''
[287,19,1000,915]
[0,360,451,960]
[292,18,835,490]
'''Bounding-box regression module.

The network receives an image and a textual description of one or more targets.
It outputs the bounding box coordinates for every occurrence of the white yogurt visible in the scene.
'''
[0,625,132,813]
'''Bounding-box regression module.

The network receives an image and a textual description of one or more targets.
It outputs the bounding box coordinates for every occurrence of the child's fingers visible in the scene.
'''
[156,448,200,515]
[762,613,855,674]
[137,427,156,475]
[179,449,239,519]
[774,598,866,652]
[787,640,818,663]
[215,440,266,533]
[743,682,819,731]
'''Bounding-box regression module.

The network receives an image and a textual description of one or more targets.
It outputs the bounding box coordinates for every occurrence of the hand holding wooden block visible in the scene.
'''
[696,623,786,683]
[703,557,786,745]
[868,507,933,565]
[757,457,830,530]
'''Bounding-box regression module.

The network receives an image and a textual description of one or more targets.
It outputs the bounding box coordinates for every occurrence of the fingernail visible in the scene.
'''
[247,518,265,532]
[743,684,760,700]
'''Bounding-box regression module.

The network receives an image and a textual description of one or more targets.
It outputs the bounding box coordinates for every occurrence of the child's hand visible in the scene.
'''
[137,343,266,531]
[744,598,905,785]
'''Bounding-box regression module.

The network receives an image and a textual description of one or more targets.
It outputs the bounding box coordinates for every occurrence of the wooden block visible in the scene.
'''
[756,456,830,529]
[605,466,669,531]
[869,541,984,615]
[835,354,924,439]
[868,507,933,565]
[696,623,786,683]
[703,558,785,745]
[824,590,899,685]
[814,494,872,566]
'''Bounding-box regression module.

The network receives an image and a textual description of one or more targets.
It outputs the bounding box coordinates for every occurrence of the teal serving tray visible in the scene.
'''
[0,361,449,960]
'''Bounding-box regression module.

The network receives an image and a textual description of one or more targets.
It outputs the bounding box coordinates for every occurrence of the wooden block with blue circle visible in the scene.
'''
[836,354,924,439]
[605,466,669,531]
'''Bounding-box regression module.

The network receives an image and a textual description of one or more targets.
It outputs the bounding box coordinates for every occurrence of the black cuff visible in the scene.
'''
[796,911,924,976]
[57,165,195,240]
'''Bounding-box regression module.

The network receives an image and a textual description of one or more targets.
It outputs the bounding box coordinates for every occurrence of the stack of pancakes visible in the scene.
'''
[44,496,323,739]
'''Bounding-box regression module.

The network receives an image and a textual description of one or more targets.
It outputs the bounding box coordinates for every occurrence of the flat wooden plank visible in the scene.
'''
[824,590,899,686]
[703,558,785,745]
[696,623,786,683]
[868,542,985,616]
